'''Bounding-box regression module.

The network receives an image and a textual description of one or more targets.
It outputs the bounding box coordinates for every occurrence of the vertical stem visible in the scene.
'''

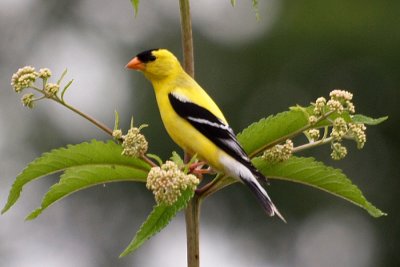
[179,0,195,77]
[185,194,201,267]
[179,1,199,267]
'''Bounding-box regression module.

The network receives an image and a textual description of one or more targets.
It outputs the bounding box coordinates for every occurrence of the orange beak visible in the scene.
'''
[126,57,145,70]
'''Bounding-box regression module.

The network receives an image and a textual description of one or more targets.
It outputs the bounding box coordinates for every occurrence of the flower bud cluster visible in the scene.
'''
[121,126,148,157]
[146,161,199,205]
[348,123,367,149]
[312,89,356,116]
[331,117,348,141]
[262,139,293,163]
[307,129,320,141]
[306,89,367,160]
[44,83,60,97]
[11,66,67,109]
[327,89,355,114]
[112,129,123,140]
[38,68,52,79]
[308,115,318,125]
[21,93,35,109]
[329,121,367,160]
[331,142,348,160]
[313,97,326,116]
[11,66,38,93]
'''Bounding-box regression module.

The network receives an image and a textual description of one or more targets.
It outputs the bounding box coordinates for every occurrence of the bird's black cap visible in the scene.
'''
[136,49,159,63]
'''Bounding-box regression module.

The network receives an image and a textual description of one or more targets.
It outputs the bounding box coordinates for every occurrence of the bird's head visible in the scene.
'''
[126,49,182,81]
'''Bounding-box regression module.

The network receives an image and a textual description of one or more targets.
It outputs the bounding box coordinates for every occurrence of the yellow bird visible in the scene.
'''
[126,48,284,221]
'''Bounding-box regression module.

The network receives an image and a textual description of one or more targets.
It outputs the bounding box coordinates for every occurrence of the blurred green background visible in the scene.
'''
[0,0,398,266]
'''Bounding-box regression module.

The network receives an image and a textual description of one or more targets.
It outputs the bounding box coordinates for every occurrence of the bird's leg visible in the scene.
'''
[188,161,215,180]
[188,161,205,172]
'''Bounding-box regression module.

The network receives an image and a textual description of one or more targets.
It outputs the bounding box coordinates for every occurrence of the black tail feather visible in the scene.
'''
[242,176,286,223]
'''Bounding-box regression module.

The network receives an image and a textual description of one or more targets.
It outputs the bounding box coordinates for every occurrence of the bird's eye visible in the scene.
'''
[136,49,159,63]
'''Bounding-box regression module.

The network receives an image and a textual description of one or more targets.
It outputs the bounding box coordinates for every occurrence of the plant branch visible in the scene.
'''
[55,99,114,136]
[179,0,194,77]
[185,194,201,267]
[292,136,333,153]
[179,0,199,266]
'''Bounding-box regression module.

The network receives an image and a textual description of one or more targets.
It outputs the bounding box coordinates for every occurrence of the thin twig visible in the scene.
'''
[59,100,114,136]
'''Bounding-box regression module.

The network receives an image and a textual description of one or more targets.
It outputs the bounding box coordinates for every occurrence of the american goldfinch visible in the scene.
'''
[126,48,284,221]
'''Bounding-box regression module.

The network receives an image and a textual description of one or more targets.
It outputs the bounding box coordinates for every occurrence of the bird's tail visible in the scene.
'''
[241,174,286,223]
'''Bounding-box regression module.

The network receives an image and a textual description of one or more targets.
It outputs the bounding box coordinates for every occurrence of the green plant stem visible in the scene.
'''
[292,136,333,153]
[179,0,194,77]
[184,194,201,267]
[179,0,199,266]
[57,99,114,136]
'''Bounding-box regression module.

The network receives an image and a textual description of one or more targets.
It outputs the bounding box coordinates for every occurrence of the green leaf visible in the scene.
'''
[2,140,150,214]
[130,0,139,16]
[26,165,148,220]
[56,68,68,85]
[120,189,194,257]
[253,156,386,218]
[252,0,260,20]
[237,109,309,157]
[352,114,388,125]
[114,110,120,130]
[236,107,385,158]
[230,0,236,7]
[146,153,163,166]
[170,151,183,166]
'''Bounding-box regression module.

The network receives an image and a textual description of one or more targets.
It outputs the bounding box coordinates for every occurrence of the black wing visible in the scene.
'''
[168,93,283,219]
[168,92,252,167]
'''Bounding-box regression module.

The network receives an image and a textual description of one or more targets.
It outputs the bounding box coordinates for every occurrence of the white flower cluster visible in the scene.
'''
[112,129,123,139]
[11,66,38,93]
[331,142,348,160]
[349,123,367,149]
[21,93,35,109]
[44,83,60,97]
[146,161,199,205]
[307,89,367,160]
[262,139,294,163]
[121,126,148,158]
[327,89,355,114]
[10,66,63,109]
[38,68,52,79]
[307,129,320,141]
[313,97,327,116]
[331,117,348,141]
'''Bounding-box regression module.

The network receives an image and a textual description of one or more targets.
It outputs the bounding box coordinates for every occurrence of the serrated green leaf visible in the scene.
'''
[253,156,386,218]
[236,107,382,158]
[352,114,388,125]
[120,189,194,257]
[26,165,148,220]
[130,0,139,16]
[2,140,150,214]
[237,109,309,157]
